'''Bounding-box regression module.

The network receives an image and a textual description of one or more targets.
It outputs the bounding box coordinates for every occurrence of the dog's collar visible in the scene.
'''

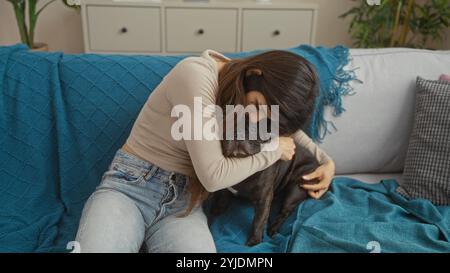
[227,186,239,195]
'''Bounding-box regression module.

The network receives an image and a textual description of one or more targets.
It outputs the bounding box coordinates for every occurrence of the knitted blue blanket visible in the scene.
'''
[0,43,357,252]
[209,178,450,253]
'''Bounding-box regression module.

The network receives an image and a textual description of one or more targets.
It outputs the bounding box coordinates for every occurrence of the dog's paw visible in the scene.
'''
[268,222,282,237]
[268,228,276,238]
[246,235,262,246]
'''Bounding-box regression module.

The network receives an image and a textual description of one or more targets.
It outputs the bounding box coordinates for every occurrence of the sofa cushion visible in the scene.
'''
[319,48,450,175]
[336,173,403,185]
[397,77,450,205]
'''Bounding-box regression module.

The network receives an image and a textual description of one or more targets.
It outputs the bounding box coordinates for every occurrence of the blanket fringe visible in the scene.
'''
[307,46,360,142]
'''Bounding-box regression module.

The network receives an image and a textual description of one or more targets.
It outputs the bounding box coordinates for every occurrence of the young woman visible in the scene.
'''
[75,49,335,253]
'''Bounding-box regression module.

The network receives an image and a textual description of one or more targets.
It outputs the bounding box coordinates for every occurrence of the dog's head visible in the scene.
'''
[221,115,272,157]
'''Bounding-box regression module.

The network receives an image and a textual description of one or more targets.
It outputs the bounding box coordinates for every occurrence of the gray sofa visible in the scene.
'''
[319,48,450,184]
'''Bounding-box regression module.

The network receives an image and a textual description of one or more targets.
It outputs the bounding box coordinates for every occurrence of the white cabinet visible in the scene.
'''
[165,8,238,53]
[242,9,314,51]
[87,6,161,52]
[81,0,318,54]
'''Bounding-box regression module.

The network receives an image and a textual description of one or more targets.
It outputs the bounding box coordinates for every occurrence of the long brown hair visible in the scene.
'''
[182,50,319,216]
[217,50,318,135]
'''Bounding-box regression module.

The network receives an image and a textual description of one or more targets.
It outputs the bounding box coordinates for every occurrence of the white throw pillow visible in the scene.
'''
[318,48,450,175]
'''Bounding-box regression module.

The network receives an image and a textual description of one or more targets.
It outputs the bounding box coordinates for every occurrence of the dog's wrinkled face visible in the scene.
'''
[222,138,262,157]
[222,116,272,157]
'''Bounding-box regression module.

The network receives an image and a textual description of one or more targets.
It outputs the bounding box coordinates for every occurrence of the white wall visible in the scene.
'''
[0,0,84,53]
[0,0,448,53]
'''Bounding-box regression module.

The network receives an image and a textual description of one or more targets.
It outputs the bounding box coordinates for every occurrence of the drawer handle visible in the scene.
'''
[273,30,281,36]
[120,27,128,34]
[197,29,205,35]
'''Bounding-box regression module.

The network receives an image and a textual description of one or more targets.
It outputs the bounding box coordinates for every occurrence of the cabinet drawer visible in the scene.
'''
[165,8,238,53]
[87,6,161,52]
[242,9,314,51]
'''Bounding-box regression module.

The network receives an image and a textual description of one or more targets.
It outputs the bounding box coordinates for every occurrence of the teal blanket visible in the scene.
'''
[210,178,450,253]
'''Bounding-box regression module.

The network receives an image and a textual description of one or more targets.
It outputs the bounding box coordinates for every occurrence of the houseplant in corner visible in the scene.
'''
[7,0,79,51]
[340,0,450,48]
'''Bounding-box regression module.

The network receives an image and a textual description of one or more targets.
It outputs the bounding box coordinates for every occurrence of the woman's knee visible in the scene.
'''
[145,207,216,253]
[75,189,145,253]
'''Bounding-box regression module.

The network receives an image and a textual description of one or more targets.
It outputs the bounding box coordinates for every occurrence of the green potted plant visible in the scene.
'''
[7,0,79,51]
[340,0,450,48]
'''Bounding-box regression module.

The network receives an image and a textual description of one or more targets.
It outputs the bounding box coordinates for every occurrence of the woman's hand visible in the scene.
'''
[278,136,296,161]
[300,160,335,199]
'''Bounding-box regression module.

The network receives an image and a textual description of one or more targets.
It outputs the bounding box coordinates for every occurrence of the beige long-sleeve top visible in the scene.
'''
[126,49,331,192]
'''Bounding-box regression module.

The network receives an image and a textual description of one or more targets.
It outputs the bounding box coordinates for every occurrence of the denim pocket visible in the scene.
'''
[104,162,145,184]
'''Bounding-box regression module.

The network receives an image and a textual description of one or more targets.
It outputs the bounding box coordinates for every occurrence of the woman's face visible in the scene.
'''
[245,91,269,123]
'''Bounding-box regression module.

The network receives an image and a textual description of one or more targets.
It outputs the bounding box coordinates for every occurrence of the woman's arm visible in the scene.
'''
[166,58,283,192]
[292,129,335,199]
[292,129,331,164]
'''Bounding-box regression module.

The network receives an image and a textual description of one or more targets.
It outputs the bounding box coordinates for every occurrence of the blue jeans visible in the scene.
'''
[75,149,216,253]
